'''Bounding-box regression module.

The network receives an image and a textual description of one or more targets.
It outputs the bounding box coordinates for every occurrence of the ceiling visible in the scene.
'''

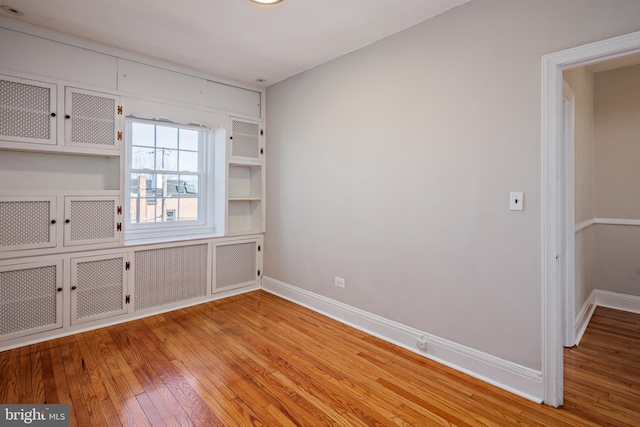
[0,0,469,88]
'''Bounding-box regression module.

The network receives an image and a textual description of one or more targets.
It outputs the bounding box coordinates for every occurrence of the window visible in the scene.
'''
[125,118,214,240]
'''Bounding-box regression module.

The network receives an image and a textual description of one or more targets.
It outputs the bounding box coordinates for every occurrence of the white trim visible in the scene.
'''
[561,81,576,349]
[595,218,640,226]
[596,290,640,314]
[574,219,595,233]
[541,29,640,407]
[574,290,596,345]
[262,276,543,403]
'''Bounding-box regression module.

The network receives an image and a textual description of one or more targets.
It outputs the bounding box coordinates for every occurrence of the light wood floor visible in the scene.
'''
[1,291,639,426]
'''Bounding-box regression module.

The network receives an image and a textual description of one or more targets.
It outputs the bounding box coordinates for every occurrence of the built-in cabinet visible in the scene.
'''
[70,253,129,325]
[0,260,63,342]
[0,66,265,351]
[227,118,264,235]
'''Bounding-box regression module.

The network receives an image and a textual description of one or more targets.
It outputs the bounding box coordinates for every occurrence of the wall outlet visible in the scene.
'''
[334,277,345,288]
[417,336,428,350]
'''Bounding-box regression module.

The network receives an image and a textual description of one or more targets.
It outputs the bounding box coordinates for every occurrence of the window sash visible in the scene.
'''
[125,118,210,233]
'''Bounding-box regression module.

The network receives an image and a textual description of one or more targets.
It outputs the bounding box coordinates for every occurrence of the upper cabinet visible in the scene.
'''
[64,87,121,151]
[0,73,122,155]
[0,74,57,145]
[230,117,263,164]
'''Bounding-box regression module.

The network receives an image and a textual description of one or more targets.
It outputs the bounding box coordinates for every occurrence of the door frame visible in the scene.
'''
[541,30,640,407]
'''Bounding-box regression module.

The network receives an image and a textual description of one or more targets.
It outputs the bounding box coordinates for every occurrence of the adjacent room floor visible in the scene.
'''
[1,291,638,426]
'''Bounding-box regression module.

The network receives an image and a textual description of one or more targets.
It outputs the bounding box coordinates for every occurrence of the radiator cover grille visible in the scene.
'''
[135,244,207,310]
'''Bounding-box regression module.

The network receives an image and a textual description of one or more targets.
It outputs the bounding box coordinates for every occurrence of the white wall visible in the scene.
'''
[265,0,640,371]
[563,68,596,314]
[593,64,640,297]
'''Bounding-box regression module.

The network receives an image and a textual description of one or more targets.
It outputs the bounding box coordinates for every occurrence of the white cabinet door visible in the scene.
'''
[0,74,57,145]
[64,195,121,246]
[64,87,121,150]
[0,260,63,342]
[213,239,261,293]
[230,118,263,164]
[70,253,128,325]
[0,196,57,252]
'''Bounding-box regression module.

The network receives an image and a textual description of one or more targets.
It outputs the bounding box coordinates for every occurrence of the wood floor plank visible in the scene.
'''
[2,291,640,426]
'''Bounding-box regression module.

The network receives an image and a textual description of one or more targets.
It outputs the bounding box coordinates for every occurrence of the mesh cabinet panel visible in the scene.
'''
[232,120,260,159]
[70,92,116,146]
[69,199,115,242]
[135,244,207,310]
[215,242,257,291]
[0,265,58,336]
[0,200,51,248]
[75,257,124,321]
[0,79,51,140]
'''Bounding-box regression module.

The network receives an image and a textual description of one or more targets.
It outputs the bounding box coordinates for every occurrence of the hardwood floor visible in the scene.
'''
[1,291,639,426]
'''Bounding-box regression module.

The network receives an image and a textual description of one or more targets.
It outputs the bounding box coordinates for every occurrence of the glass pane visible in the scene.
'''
[156,148,177,171]
[156,125,178,149]
[131,122,155,147]
[179,150,198,172]
[179,198,199,221]
[131,146,155,170]
[179,128,199,151]
[158,174,180,197]
[129,198,157,223]
[181,175,200,198]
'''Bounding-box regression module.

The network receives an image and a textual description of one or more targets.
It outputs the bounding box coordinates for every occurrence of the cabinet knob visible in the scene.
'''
[51,112,56,117]
[57,287,62,292]
[71,286,77,290]
[51,220,56,224]
[65,219,70,224]
[65,114,71,119]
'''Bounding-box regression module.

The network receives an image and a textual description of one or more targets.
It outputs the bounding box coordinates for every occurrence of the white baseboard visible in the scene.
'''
[596,290,640,314]
[574,289,640,346]
[574,290,596,345]
[261,276,543,403]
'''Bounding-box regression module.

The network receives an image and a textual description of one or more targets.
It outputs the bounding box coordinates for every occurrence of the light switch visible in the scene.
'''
[510,192,524,211]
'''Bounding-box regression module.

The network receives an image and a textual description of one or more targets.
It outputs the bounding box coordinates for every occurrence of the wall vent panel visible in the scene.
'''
[135,244,207,310]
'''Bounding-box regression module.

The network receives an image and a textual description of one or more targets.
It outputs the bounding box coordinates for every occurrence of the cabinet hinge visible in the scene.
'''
[125,295,130,304]
[260,129,264,136]
[117,206,122,215]
[257,269,261,277]
[117,131,123,140]
[125,261,130,270]
[117,222,122,231]
[258,245,261,252]
[118,106,123,115]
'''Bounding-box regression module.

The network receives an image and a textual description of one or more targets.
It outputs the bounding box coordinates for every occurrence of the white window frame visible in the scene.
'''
[124,117,215,241]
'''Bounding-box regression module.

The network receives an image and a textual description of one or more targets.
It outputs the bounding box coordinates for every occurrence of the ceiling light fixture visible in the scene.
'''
[249,0,283,5]
[1,5,24,15]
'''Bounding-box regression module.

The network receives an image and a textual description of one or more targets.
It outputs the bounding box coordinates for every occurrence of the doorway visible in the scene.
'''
[541,30,640,407]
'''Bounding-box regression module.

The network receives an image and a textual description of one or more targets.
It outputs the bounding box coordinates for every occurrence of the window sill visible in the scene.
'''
[124,228,223,247]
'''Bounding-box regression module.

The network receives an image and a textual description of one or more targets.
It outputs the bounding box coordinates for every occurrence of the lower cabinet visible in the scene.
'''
[70,253,129,325]
[0,236,262,349]
[213,238,261,293]
[0,260,63,342]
